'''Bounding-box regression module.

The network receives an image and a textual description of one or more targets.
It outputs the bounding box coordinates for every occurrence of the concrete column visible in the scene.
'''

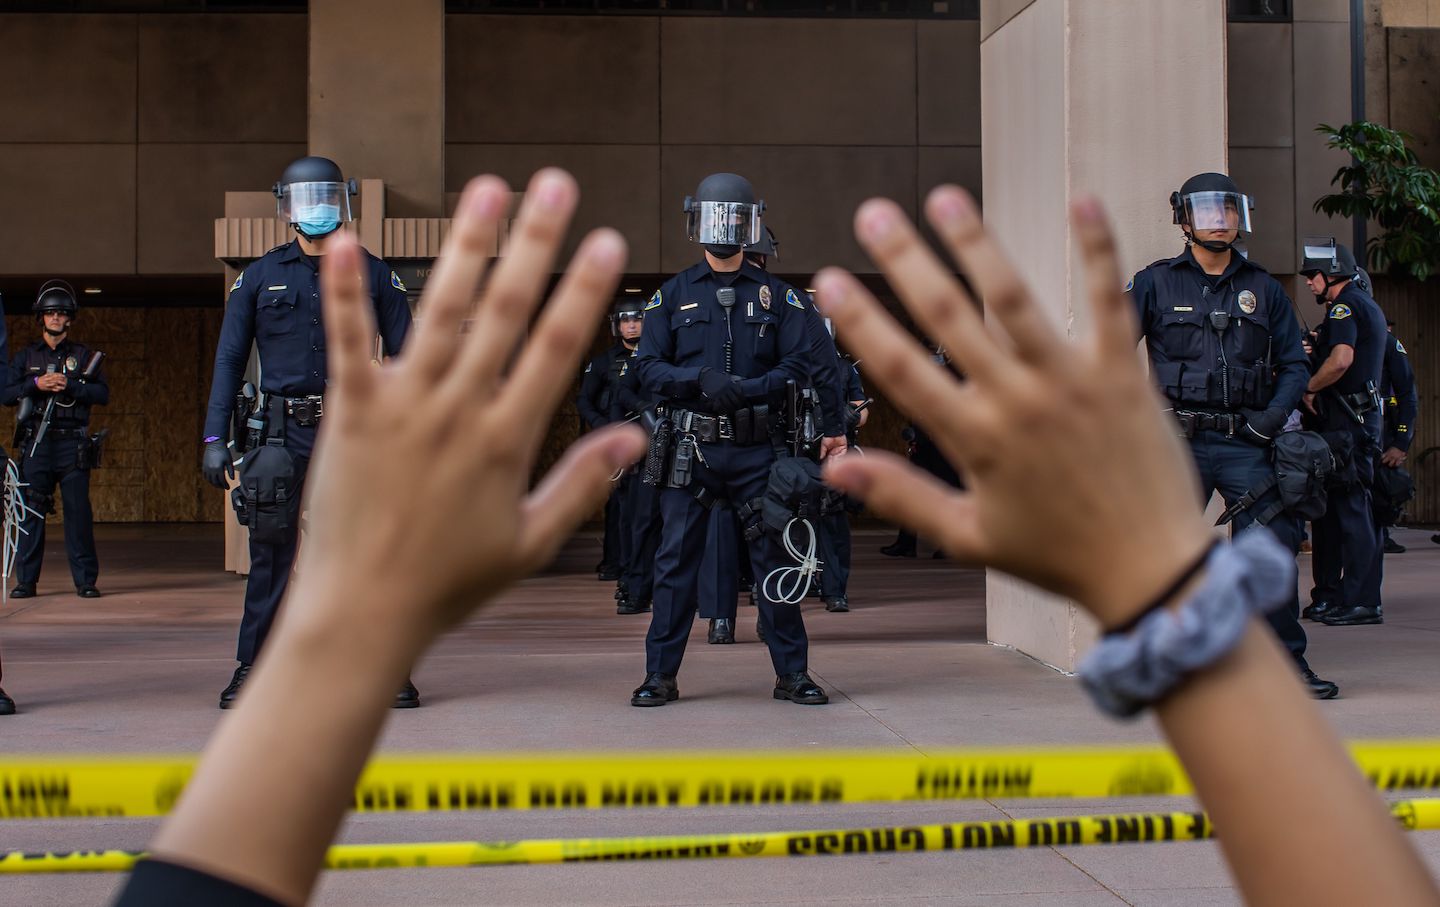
[309,0,444,218]
[980,0,1228,671]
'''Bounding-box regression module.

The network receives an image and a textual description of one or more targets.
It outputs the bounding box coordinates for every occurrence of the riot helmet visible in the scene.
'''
[273,156,357,240]
[684,173,764,259]
[746,226,780,269]
[1299,237,1359,302]
[33,279,78,319]
[1170,172,1254,253]
[611,297,644,341]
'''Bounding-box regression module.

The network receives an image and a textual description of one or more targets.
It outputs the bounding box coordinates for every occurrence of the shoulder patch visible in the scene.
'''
[230,271,244,292]
[1396,339,1407,354]
[1330,303,1352,320]
[645,290,662,311]
[390,270,406,292]
[1124,276,1135,292]
[785,288,804,310]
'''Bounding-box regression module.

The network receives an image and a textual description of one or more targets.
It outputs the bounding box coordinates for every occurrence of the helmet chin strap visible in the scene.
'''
[1184,230,1234,254]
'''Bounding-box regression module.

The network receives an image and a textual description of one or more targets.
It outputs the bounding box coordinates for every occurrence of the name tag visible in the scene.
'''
[680,302,699,311]
[267,285,288,291]
[1172,306,1193,312]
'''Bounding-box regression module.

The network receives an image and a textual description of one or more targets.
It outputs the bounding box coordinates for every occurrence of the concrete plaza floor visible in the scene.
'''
[1,524,1439,906]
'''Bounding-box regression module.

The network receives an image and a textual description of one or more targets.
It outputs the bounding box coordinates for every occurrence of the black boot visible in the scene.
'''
[218,663,251,710]
[823,595,849,613]
[1320,604,1383,626]
[393,678,420,709]
[0,687,14,716]
[1302,600,1339,621]
[10,583,35,599]
[1300,668,1339,700]
[1383,537,1407,554]
[76,584,101,598]
[617,597,651,615]
[630,672,678,707]
[707,618,735,644]
[879,542,916,558]
[774,672,829,705]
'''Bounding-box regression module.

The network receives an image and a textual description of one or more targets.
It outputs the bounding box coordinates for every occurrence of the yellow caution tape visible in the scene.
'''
[3,740,1440,820]
[6,799,1440,874]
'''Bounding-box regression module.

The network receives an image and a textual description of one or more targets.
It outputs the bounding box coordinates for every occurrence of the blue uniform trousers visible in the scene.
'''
[698,506,752,620]
[1311,441,1383,610]
[647,443,808,676]
[1187,432,1309,665]
[236,418,313,665]
[620,472,661,604]
[600,488,622,570]
[16,433,98,588]
[817,510,852,599]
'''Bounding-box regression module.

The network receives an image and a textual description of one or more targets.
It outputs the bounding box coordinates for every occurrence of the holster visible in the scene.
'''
[642,418,674,487]
[230,441,302,546]
[76,430,109,471]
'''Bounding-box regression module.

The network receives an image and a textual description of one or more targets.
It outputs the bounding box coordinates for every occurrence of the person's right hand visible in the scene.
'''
[35,373,65,393]
[819,187,1213,629]
[698,367,745,414]
[1381,446,1407,468]
[202,440,234,489]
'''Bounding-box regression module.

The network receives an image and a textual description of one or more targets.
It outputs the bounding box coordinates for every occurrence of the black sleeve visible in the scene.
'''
[1,350,32,406]
[575,354,608,429]
[113,858,289,907]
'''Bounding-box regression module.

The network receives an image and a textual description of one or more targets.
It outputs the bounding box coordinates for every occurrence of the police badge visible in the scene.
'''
[759,286,772,310]
[65,355,78,372]
[1237,290,1257,314]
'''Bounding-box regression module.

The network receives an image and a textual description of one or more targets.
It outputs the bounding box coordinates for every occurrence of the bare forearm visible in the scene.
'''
[1307,351,1351,393]
[1157,624,1438,906]
[149,579,421,905]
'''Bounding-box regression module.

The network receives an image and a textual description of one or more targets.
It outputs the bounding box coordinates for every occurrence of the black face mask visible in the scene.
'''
[705,243,742,259]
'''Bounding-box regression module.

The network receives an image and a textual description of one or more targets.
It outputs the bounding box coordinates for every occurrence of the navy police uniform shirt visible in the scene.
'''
[203,239,412,440]
[577,343,632,429]
[3,338,109,426]
[1313,282,1386,440]
[1381,330,1418,452]
[636,260,808,411]
[1130,249,1307,416]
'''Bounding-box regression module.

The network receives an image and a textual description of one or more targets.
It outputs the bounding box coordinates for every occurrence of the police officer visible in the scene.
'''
[1130,172,1337,699]
[5,281,108,600]
[577,301,638,582]
[201,156,414,709]
[0,292,13,716]
[1376,319,1417,554]
[1297,240,1387,627]
[816,354,867,612]
[608,299,663,616]
[632,172,827,706]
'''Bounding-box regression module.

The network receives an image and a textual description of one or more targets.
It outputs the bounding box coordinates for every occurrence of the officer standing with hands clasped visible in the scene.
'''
[1297,239,1387,627]
[202,156,414,709]
[632,172,829,707]
[577,301,638,583]
[1129,172,1337,699]
[1374,317,1417,554]
[6,280,108,602]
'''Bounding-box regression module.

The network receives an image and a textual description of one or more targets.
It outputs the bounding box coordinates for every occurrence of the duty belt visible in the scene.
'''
[282,395,324,426]
[672,408,733,442]
[1173,410,1245,439]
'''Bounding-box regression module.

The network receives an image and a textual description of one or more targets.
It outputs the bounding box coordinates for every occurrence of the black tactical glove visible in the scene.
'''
[699,367,745,414]
[202,439,235,489]
[1239,408,1288,447]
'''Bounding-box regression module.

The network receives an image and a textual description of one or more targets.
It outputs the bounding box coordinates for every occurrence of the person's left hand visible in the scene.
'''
[1381,446,1407,468]
[293,169,646,652]
[820,435,848,460]
[1303,392,1317,414]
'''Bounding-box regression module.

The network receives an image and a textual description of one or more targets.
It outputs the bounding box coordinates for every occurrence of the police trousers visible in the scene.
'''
[647,442,808,676]
[17,433,98,589]
[619,472,661,605]
[1312,435,1383,611]
[1187,432,1309,666]
[817,510,852,599]
[236,418,314,665]
[698,505,752,621]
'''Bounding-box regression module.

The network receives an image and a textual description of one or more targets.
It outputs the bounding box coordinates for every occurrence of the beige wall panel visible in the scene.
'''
[143,308,204,521]
[93,485,144,523]
[1293,22,1353,255]
[660,146,918,275]
[1365,0,1390,124]
[981,0,1038,40]
[446,15,659,144]
[199,309,226,522]
[1229,23,1295,148]
[1229,146,1298,273]
[0,145,136,274]
[661,19,916,147]
[1295,0,1351,21]
[138,143,305,274]
[138,15,307,144]
[1388,29,1440,168]
[446,144,662,272]
[917,21,982,147]
[310,0,443,217]
[917,146,983,252]
[0,15,136,143]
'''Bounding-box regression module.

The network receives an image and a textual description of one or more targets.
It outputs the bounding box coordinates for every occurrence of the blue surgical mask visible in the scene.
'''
[295,203,341,238]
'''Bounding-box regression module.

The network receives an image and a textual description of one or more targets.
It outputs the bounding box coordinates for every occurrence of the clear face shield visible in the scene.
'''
[275,181,355,226]
[686,200,764,247]
[1177,191,1254,234]
[612,306,644,339]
